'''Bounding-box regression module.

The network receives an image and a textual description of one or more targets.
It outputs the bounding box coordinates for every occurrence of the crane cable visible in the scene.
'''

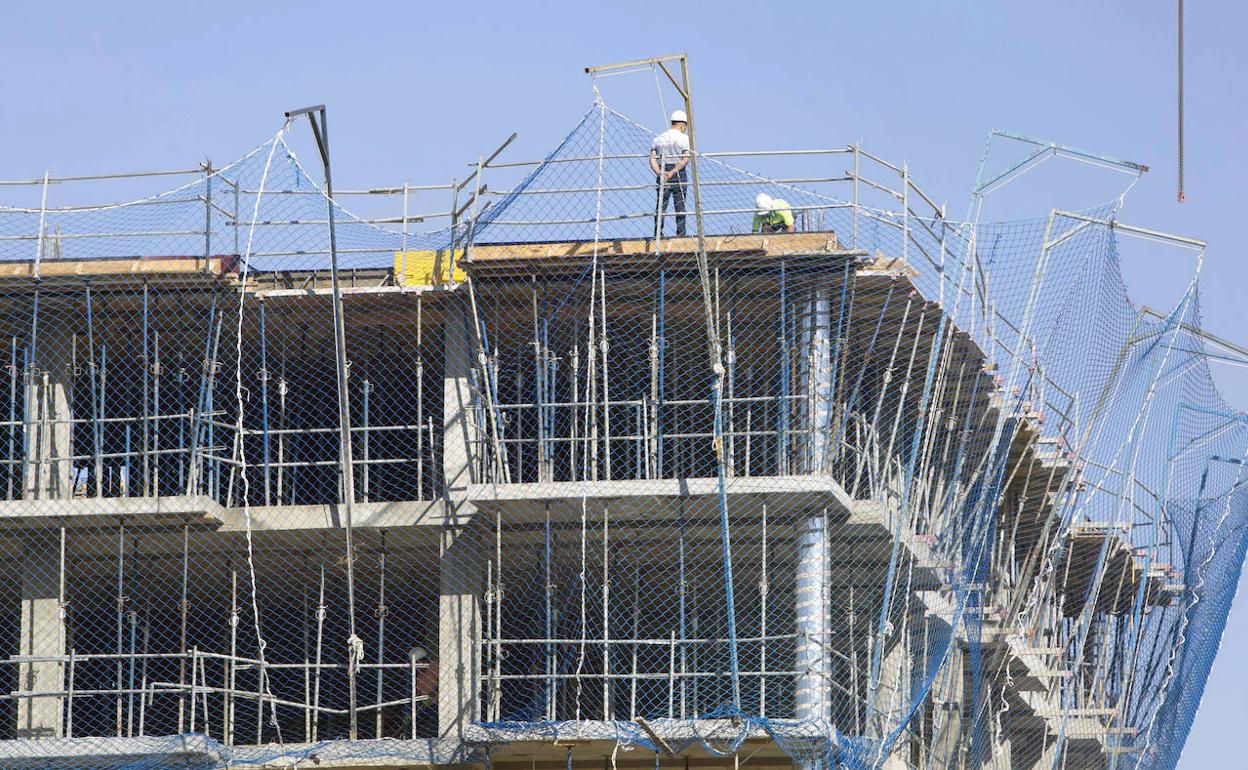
[1178,0,1186,202]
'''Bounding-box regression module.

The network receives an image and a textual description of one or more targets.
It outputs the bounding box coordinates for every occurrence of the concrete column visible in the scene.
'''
[438,526,482,738]
[870,627,912,759]
[23,309,75,500]
[798,287,834,475]
[927,647,966,770]
[794,511,831,727]
[17,535,64,738]
[438,300,482,738]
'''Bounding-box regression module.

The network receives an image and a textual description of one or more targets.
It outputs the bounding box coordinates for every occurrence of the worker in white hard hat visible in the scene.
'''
[752,192,795,233]
[650,110,691,237]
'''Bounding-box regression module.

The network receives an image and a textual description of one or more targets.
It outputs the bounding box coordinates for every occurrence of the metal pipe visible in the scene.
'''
[311,551,326,742]
[284,105,361,737]
[178,523,189,732]
[152,324,162,494]
[601,503,610,720]
[657,270,665,477]
[65,649,74,737]
[302,553,312,740]
[678,499,686,717]
[628,558,641,719]
[544,502,554,719]
[115,522,125,737]
[416,297,424,496]
[227,561,238,745]
[6,335,14,499]
[362,379,371,502]
[375,530,387,738]
[777,259,789,473]
[599,268,611,480]
[141,282,150,495]
[185,294,219,495]
[259,300,271,506]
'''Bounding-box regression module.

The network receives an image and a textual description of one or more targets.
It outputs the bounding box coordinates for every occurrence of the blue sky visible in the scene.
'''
[1,1,1244,764]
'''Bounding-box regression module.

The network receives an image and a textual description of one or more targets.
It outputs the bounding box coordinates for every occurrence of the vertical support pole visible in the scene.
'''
[312,552,326,743]
[656,269,666,477]
[259,300,271,506]
[153,320,162,495]
[285,104,360,739]
[202,160,212,272]
[601,503,611,720]
[543,503,555,720]
[141,282,151,495]
[178,522,189,733]
[852,143,860,249]
[677,499,687,718]
[493,509,503,722]
[759,501,769,717]
[190,646,198,734]
[362,379,371,503]
[227,560,238,745]
[532,279,546,483]
[115,522,126,737]
[901,164,909,266]
[8,334,16,500]
[127,543,138,737]
[416,297,425,497]
[277,347,287,504]
[777,259,790,473]
[628,557,641,719]
[600,269,611,481]
[375,529,387,738]
[33,171,49,281]
[66,648,75,738]
[302,553,312,741]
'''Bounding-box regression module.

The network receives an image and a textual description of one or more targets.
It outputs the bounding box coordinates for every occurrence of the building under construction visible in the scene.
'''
[0,57,1244,770]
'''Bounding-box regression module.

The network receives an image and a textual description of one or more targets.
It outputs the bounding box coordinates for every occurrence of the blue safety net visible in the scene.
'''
[0,101,1238,770]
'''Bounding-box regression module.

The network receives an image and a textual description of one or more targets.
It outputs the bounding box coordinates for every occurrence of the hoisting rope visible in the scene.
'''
[233,126,288,742]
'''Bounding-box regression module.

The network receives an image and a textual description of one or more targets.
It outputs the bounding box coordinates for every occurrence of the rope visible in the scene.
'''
[233,125,288,742]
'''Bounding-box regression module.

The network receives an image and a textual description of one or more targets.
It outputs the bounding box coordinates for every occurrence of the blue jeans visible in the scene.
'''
[654,166,687,237]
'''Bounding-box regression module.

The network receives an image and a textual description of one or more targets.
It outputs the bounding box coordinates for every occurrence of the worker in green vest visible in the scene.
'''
[752,193,795,233]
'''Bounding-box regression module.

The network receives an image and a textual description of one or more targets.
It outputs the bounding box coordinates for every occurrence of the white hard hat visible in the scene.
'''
[756,193,773,215]
[669,110,688,124]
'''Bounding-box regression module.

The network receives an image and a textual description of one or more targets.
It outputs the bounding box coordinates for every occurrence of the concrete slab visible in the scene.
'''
[467,475,858,524]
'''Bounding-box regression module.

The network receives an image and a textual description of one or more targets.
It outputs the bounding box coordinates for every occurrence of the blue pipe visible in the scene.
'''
[141,282,151,496]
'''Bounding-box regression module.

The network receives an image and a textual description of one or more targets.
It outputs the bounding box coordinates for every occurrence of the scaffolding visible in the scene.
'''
[0,56,1241,770]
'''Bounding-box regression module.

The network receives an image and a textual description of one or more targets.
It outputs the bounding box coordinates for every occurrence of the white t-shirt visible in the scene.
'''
[651,128,690,167]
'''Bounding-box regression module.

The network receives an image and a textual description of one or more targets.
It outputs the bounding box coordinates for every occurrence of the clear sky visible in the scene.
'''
[1,1,1244,765]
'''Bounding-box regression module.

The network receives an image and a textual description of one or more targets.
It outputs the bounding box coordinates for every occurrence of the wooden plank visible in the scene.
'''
[467,231,842,263]
[0,255,238,282]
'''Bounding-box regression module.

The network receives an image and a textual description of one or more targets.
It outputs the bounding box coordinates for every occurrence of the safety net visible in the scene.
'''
[0,100,1239,770]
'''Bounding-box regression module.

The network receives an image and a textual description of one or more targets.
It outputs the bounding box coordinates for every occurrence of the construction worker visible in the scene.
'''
[753,193,795,233]
[651,110,690,237]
